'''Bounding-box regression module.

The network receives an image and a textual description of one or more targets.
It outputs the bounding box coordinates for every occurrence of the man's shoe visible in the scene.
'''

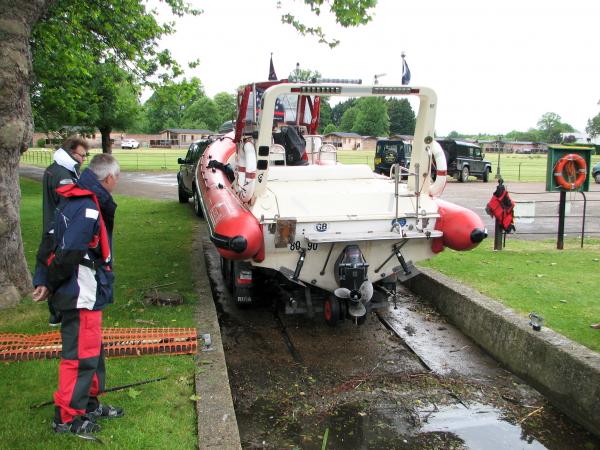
[48,312,62,327]
[85,404,124,420]
[52,417,101,434]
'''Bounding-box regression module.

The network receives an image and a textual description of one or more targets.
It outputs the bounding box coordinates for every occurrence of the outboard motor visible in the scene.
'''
[334,245,373,317]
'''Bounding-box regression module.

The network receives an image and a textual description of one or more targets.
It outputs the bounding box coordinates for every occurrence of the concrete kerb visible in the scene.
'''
[405,267,600,437]
[192,230,242,450]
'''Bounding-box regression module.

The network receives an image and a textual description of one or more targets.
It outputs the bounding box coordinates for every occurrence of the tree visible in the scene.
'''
[586,113,600,138]
[0,0,378,304]
[331,98,357,126]
[0,0,199,305]
[505,128,543,142]
[181,96,219,131]
[352,97,389,136]
[85,63,142,153]
[143,78,204,133]
[536,112,575,144]
[322,123,338,134]
[339,106,358,132]
[213,92,236,126]
[388,98,415,135]
[447,131,462,139]
[318,99,333,133]
[288,68,321,82]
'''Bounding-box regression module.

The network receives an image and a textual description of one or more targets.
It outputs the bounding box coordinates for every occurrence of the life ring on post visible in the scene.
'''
[429,141,447,197]
[554,153,587,190]
[237,140,257,202]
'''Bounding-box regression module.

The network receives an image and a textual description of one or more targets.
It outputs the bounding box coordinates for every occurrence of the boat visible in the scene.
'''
[195,79,486,325]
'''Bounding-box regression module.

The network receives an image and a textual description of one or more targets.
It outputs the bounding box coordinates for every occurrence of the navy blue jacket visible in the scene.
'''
[33,169,117,311]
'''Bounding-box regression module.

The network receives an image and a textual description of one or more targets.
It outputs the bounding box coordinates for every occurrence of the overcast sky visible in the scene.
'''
[153,0,600,135]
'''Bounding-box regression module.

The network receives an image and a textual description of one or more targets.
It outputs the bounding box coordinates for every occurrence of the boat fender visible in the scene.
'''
[237,141,257,202]
[429,141,447,197]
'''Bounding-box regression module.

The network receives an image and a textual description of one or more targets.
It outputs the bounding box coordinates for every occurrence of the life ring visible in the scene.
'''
[429,141,447,197]
[237,141,257,202]
[554,153,587,190]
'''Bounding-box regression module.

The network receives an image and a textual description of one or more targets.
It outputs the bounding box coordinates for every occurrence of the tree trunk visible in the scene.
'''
[100,126,112,154]
[0,0,50,307]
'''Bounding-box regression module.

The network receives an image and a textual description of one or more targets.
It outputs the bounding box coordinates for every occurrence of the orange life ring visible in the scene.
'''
[553,153,587,190]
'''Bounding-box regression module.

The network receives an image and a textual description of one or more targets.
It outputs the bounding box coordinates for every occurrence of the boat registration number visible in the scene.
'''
[289,241,318,251]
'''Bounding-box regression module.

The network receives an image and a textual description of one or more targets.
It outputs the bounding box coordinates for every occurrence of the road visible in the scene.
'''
[19,165,600,448]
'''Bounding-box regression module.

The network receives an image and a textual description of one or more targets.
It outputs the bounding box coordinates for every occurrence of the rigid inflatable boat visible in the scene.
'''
[195,80,486,325]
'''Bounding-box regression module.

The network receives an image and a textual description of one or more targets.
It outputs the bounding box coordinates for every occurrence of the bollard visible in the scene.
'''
[494,218,503,251]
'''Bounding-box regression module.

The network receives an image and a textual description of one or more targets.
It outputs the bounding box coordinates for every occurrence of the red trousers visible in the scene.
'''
[54,309,105,423]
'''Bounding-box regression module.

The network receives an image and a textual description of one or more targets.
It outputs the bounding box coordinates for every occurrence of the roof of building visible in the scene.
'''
[160,128,214,134]
[324,132,362,138]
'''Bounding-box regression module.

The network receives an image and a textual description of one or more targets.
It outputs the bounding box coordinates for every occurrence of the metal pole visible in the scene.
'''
[580,191,587,248]
[495,136,502,180]
[518,163,521,181]
[494,218,503,251]
[557,190,566,250]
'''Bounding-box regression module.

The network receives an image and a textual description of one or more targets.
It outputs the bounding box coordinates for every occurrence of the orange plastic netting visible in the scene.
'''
[0,328,197,361]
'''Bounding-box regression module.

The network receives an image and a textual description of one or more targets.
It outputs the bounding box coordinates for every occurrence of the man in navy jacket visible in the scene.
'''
[32,154,123,434]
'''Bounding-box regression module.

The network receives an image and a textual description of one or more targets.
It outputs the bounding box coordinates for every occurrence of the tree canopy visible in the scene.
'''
[388,98,415,135]
[586,111,600,138]
[352,97,389,136]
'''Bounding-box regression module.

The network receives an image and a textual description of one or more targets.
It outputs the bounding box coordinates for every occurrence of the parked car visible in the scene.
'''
[436,139,492,182]
[373,139,412,176]
[177,139,211,214]
[593,162,600,184]
[121,138,140,149]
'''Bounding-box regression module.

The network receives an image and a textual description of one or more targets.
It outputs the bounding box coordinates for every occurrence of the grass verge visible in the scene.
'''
[419,239,600,352]
[0,178,199,449]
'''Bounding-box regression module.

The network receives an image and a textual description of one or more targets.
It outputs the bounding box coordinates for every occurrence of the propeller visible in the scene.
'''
[333,281,374,317]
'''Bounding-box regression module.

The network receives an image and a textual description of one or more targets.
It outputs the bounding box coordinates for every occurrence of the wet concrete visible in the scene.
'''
[203,241,600,450]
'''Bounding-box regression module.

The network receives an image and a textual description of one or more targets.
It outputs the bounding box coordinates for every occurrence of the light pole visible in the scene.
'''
[495,135,503,180]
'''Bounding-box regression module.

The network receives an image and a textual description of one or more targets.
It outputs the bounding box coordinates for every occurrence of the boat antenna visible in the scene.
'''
[374,73,386,85]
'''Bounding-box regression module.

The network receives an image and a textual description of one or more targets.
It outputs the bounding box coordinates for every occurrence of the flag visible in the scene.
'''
[401,56,411,85]
[269,53,277,81]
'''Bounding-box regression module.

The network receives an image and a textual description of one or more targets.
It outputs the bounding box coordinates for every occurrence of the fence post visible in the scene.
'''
[494,218,503,251]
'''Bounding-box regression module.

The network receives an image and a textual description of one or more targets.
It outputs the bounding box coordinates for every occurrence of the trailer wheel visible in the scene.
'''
[324,296,341,327]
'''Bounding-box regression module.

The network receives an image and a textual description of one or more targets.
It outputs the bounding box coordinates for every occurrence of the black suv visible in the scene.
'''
[373,139,412,176]
[177,139,210,215]
[437,139,492,182]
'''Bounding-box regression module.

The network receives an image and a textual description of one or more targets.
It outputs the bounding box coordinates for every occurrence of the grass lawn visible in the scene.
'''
[0,178,200,449]
[22,147,600,182]
[419,239,600,352]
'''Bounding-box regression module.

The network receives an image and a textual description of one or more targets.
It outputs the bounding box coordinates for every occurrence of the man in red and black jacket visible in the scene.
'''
[32,154,123,435]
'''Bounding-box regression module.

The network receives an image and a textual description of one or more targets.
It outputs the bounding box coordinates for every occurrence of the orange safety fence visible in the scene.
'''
[0,327,197,361]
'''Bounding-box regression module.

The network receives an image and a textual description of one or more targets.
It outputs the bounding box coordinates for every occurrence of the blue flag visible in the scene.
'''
[401,57,411,85]
[269,54,277,81]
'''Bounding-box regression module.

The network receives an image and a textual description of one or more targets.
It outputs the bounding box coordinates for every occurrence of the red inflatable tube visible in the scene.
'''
[432,199,487,253]
[197,133,265,262]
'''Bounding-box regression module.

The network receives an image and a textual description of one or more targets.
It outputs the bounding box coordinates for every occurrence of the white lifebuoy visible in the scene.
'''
[429,141,447,197]
[236,141,257,202]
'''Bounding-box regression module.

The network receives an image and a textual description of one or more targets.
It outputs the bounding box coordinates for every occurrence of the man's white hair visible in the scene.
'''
[89,154,120,180]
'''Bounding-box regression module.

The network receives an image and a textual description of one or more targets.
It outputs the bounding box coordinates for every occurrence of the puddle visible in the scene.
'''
[420,403,546,450]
